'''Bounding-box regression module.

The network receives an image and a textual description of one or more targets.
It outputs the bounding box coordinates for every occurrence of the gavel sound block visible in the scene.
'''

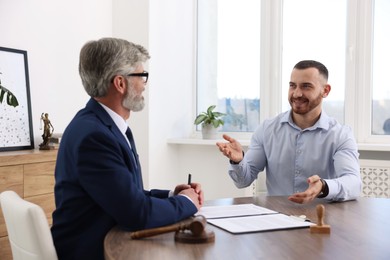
[310,204,331,234]
[130,215,215,243]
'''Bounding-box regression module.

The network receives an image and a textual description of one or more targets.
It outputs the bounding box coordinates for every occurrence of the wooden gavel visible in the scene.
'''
[130,215,207,239]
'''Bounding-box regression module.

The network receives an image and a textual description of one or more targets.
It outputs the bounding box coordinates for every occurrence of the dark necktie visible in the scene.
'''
[125,127,143,188]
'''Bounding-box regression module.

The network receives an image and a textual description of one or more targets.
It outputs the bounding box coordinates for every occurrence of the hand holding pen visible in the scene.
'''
[173,173,204,208]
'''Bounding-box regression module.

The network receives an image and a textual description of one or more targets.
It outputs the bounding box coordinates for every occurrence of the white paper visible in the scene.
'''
[196,204,277,219]
[207,214,314,234]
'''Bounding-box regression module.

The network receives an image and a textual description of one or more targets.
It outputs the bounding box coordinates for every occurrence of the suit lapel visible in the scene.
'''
[85,98,143,189]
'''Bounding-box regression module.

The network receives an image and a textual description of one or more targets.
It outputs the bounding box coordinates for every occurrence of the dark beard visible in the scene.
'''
[289,92,322,115]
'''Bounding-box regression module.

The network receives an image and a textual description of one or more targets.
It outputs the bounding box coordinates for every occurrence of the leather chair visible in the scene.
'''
[0,190,58,260]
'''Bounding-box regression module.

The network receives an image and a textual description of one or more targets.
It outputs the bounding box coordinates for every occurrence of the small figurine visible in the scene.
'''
[39,113,54,150]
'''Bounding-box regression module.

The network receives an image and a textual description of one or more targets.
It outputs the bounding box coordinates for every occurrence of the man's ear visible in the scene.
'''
[323,84,331,98]
[112,75,127,95]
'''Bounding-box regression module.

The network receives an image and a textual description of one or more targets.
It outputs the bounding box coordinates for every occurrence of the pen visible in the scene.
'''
[187,173,192,185]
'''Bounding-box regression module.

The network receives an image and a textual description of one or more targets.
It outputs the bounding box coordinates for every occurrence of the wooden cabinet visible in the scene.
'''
[0,149,57,260]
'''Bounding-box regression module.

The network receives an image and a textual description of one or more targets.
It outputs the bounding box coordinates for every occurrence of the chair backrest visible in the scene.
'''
[0,190,58,260]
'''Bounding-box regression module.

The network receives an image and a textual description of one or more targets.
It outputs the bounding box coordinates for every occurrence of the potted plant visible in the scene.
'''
[194,105,225,139]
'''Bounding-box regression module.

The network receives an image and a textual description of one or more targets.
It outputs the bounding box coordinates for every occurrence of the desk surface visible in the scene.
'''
[104,196,390,260]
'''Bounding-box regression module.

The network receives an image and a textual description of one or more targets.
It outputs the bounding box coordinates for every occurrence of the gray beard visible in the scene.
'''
[123,87,145,112]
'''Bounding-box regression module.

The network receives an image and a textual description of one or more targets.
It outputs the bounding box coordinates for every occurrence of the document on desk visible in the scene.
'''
[197,204,313,234]
[196,204,277,219]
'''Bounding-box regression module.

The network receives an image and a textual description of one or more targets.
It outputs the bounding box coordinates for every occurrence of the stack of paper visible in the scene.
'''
[196,204,313,234]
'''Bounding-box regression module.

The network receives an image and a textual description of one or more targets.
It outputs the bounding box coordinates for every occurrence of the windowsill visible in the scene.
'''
[167,138,250,147]
[356,143,390,152]
[167,138,390,151]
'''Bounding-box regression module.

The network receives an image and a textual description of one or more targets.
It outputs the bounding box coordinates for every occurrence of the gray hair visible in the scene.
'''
[79,37,150,97]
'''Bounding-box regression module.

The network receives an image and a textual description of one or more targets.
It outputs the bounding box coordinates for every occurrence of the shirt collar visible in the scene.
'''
[98,102,128,135]
[281,109,331,131]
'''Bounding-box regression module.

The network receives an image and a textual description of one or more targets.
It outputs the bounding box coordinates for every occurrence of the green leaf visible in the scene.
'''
[207,105,216,114]
[194,114,207,125]
[0,84,19,107]
[7,92,19,107]
[207,105,216,118]
[213,112,226,118]
[0,88,5,103]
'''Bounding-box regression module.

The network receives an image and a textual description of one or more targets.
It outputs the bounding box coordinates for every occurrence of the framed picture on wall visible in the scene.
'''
[0,46,34,151]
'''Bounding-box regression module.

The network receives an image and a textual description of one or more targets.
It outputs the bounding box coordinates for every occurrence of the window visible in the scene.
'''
[282,0,347,124]
[196,0,390,148]
[197,0,261,132]
[373,0,390,135]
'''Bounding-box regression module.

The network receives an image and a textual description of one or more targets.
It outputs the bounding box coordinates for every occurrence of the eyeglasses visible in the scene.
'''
[127,71,149,83]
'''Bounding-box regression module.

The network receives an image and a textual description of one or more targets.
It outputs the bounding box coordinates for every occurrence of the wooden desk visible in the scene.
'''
[104,196,390,260]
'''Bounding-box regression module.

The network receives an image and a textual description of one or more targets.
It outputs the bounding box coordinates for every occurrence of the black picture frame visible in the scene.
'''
[0,46,34,151]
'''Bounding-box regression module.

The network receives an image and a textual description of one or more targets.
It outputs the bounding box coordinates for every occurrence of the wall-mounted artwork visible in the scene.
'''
[0,46,34,151]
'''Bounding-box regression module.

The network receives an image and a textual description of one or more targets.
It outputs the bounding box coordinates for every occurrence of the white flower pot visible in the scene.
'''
[201,123,219,139]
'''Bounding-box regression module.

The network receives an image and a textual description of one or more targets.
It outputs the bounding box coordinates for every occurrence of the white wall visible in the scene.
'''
[148,0,194,189]
[0,0,253,200]
[112,0,151,189]
[0,0,112,146]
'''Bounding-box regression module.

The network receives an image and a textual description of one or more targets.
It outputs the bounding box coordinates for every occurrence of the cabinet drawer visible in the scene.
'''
[0,165,23,194]
[24,161,56,197]
[25,193,55,225]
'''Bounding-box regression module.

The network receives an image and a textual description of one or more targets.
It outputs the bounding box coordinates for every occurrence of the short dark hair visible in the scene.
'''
[293,60,328,81]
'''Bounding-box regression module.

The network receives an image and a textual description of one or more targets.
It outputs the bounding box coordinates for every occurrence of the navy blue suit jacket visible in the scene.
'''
[51,98,197,260]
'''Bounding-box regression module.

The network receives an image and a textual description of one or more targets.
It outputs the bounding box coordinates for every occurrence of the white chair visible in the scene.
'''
[0,190,58,260]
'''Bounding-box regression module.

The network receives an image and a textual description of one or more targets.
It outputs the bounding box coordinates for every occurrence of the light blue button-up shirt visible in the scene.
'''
[229,110,361,201]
